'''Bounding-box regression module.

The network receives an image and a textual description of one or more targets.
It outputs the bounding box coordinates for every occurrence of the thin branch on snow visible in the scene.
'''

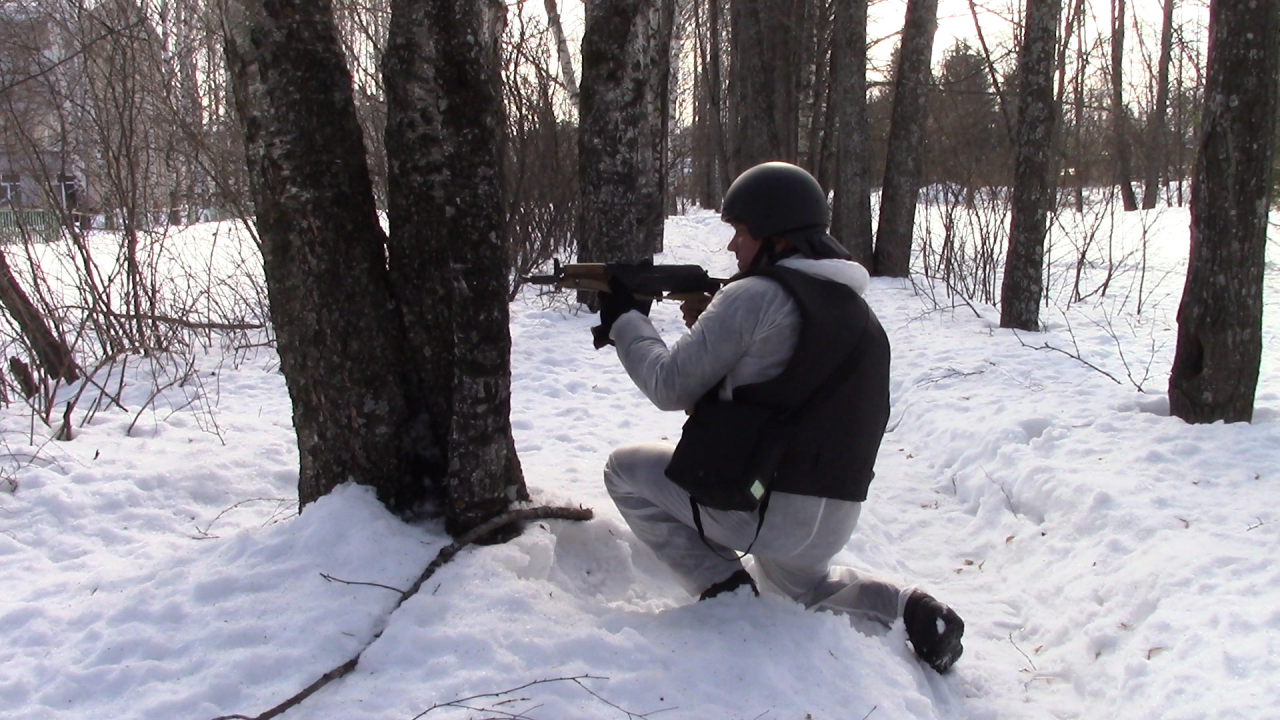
[410,674,671,719]
[914,366,987,388]
[59,306,266,332]
[1009,632,1038,671]
[319,573,405,594]
[908,274,984,320]
[1013,330,1124,385]
[191,497,295,539]
[396,505,592,603]
[981,467,1019,518]
[568,675,675,719]
[210,504,594,720]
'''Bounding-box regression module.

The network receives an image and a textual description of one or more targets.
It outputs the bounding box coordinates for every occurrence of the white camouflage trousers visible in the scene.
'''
[605,442,911,626]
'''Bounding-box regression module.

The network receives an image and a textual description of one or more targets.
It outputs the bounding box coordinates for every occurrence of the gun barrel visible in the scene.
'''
[521,262,726,300]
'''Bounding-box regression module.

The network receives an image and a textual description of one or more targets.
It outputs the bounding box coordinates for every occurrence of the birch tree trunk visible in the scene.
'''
[709,0,728,200]
[384,0,527,533]
[223,0,527,532]
[223,0,424,512]
[1071,4,1087,212]
[873,0,938,277]
[578,0,675,266]
[544,0,580,108]
[999,0,1062,331]
[1168,0,1279,424]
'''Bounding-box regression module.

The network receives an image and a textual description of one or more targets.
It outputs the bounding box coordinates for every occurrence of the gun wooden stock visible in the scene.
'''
[523,261,727,301]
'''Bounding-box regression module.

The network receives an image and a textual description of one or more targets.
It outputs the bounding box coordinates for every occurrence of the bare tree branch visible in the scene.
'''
[210,505,594,720]
[0,16,146,95]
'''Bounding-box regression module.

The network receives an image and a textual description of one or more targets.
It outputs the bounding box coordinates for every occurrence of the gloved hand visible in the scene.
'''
[592,275,652,349]
[679,292,714,328]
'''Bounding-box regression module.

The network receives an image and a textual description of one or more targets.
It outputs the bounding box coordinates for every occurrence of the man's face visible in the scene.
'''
[726,221,762,273]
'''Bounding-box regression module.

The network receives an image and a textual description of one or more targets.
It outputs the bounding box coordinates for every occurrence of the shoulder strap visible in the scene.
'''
[690,486,774,562]
[738,266,869,418]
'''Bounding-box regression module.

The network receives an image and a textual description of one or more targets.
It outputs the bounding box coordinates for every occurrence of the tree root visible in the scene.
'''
[212,504,594,720]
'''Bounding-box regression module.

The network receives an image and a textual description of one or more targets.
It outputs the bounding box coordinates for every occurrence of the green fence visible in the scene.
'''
[0,209,62,244]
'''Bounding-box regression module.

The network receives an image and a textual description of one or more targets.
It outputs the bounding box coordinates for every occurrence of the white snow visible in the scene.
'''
[0,206,1277,719]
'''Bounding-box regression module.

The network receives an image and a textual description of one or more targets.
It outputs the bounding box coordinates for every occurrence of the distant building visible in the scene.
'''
[0,4,89,218]
[1,0,187,230]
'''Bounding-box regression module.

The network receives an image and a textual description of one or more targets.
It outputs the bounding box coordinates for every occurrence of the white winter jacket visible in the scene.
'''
[609,257,871,411]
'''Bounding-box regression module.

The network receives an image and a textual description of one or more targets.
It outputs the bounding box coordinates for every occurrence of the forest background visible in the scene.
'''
[0,0,1276,551]
[0,1,1277,715]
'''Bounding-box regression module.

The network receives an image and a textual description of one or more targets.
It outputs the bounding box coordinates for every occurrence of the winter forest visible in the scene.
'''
[0,0,1278,717]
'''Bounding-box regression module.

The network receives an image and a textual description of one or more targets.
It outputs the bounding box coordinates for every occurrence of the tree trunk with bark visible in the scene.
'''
[873,0,938,277]
[1142,0,1176,209]
[1071,3,1087,212]
[693,0,728,208]
[830,0,873,264]
[727,0,799,173]
[544,0,580,108]
[223,0,423,512]
[999,0,1062,331]
[1168,0,1279,424]
[223,0,527,531]
[578,0,675,266]
[1110,0,1138,211]
[0,252,78,383]
[384,0,527,533]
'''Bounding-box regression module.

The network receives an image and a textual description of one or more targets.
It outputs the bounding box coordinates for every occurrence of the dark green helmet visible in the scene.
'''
[721,162,830,240]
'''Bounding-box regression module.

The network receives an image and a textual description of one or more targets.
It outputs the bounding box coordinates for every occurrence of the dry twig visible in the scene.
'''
[1009,632,1038,671]
[410,674,670,719]
[319,573,405,594]
[1013,330,1123,385]
[211,504,593,720]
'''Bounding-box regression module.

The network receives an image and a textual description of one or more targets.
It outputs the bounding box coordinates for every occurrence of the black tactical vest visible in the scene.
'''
[677,265,891,503]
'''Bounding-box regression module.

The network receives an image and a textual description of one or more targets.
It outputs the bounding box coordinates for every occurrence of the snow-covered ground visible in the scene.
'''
[0,206,1277,719]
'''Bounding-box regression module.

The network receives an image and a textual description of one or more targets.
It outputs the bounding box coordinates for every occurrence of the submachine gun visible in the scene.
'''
[522,259,728,302]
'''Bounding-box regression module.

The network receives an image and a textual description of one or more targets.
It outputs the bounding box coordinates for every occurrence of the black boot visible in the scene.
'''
[903,590,964,673]
[699,569,759,601]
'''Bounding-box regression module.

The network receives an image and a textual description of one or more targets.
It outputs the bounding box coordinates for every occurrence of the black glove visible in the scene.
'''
[592,275,652,349]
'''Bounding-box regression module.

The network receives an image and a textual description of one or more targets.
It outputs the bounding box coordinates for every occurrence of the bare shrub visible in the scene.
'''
[916,183,1008,307]
[503,5,578,298]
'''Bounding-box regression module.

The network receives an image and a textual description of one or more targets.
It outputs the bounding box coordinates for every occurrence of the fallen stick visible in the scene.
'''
[213,504,594,720]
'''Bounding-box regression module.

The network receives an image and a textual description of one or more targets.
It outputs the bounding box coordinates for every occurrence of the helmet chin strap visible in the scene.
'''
[747,237,797,272]
[746,239,773,272]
